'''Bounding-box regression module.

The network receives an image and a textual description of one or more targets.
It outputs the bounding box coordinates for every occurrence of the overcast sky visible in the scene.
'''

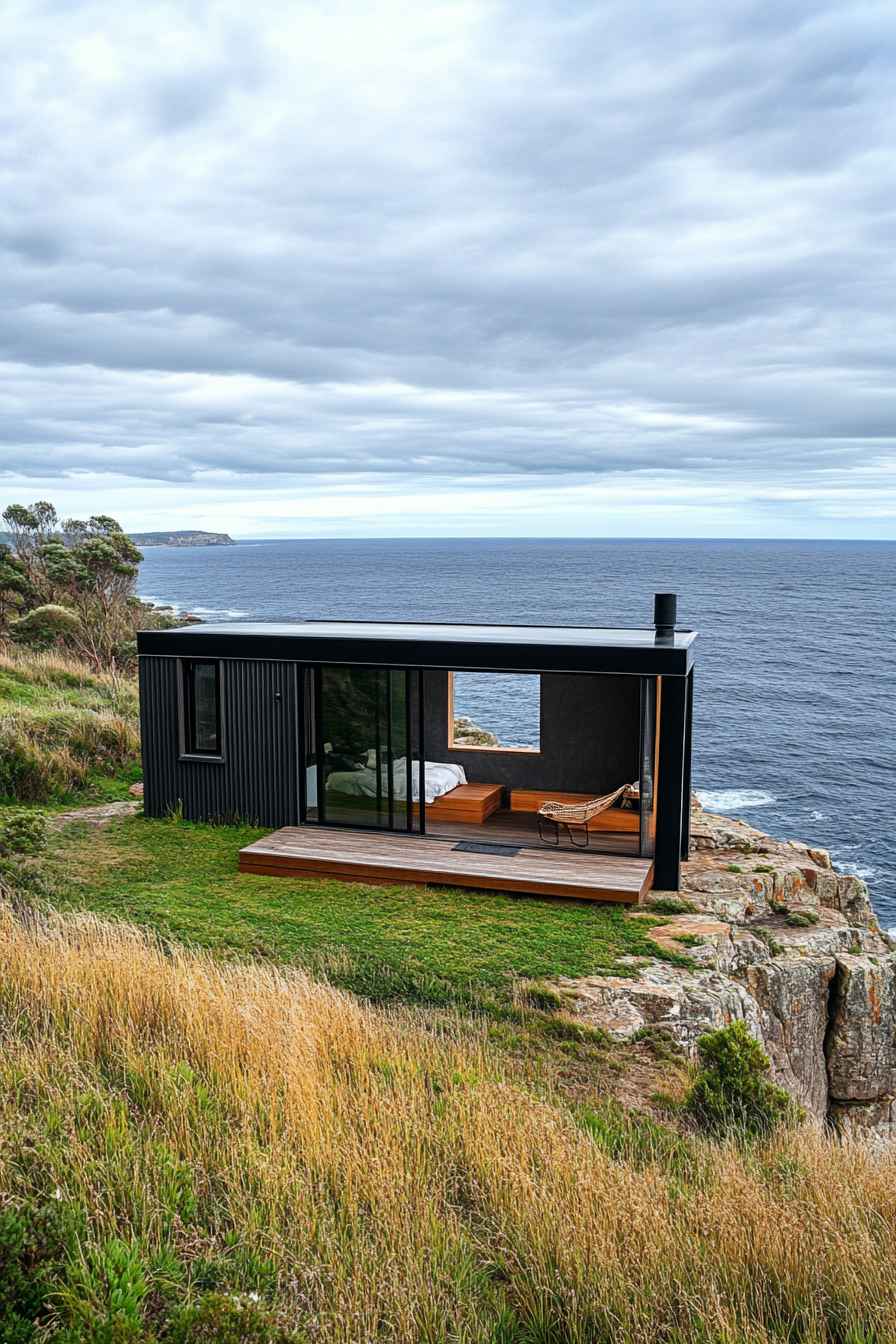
[1,0,895,537]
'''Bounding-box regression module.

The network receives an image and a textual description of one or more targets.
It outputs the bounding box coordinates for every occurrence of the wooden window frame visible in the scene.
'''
[447,670,541,755]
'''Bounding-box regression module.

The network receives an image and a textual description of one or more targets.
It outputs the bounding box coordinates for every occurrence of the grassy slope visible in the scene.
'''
[3,654,892,1341]
[0,649,142,803]
[0,905,892,1344]
[39,814,685,1006]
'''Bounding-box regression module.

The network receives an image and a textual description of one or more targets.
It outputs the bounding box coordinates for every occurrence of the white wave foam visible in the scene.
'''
[191,607,249,617]
[695,789,777,812]
[138,594,181,612]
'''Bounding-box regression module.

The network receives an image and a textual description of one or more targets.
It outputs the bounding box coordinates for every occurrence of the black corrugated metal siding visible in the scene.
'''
[139,657,299,827]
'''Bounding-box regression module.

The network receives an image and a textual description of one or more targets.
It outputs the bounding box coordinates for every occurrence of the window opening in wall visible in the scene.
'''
[449,672,540,753]
[182,660,222,757]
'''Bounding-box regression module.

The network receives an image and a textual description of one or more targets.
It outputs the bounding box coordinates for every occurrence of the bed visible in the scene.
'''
[307,758,467,808]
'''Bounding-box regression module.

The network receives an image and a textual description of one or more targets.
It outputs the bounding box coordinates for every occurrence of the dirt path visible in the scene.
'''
[50,801,142,830]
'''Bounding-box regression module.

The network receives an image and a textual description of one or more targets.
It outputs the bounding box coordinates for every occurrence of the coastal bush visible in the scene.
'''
[0,1201,74,1342]
[684,1019,794,1139]
[166,1295,298,1343]
[0,904,892,1342]
[9,603,81,648]
[0,809,49,856]
[1,501,188,671]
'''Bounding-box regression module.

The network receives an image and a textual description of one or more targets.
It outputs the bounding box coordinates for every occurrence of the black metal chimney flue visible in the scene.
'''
[654,592,677,638]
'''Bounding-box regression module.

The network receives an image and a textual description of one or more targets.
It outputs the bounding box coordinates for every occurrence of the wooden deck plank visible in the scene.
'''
[238,827,654,902]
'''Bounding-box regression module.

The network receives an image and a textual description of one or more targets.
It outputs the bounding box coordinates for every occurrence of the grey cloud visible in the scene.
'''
[0,0,894,498]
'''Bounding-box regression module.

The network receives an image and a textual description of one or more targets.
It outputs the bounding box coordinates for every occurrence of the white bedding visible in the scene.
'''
[321,758,466,806]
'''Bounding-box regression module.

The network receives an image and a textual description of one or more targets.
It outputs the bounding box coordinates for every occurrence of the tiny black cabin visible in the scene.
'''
[137,596,696,901]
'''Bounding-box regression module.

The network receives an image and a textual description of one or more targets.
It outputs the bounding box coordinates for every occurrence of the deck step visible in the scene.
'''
[238,827,654,903]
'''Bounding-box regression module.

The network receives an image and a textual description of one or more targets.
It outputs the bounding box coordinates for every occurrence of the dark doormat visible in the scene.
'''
[452,842,521,857]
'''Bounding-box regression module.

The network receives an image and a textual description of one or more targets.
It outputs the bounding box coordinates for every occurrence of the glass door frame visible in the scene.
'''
[298,664,426,834]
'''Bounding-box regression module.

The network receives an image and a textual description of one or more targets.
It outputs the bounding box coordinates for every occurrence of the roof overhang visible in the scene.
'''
[137,620,698,676]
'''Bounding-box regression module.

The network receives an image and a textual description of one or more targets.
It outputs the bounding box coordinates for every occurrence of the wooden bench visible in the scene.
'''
[510,790,640,832]
[424,783,504,823]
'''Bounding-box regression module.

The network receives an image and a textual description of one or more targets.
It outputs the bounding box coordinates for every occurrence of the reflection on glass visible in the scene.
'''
[303,668,318,821]
[639,677,657,858]
[185,661,220,755]
[315,668,421,831]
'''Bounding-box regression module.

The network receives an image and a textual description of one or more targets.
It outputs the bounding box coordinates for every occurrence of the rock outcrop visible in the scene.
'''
[452,717,499,747]
[129,531,236,547]
[555,799,896,1136]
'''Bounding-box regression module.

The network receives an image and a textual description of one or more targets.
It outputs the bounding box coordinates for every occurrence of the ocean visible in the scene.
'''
[137,539,895,925]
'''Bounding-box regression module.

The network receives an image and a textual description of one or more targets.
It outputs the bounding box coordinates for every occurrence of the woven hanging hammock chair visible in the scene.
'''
[538,783,639,847]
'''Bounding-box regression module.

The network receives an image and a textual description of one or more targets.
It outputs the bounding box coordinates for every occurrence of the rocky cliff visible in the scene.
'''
[556,799,896,1140]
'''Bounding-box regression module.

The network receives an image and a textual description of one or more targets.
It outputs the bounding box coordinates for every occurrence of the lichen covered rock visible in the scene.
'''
[738,957,835,1120]
[825,952,896,1102]
[555,804,895,1137]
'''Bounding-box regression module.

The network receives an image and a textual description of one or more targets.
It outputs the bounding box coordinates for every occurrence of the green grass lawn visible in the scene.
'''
[32,812,684,1008]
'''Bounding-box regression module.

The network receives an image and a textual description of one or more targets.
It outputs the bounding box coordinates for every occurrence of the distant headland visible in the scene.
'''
[128,530,237,547]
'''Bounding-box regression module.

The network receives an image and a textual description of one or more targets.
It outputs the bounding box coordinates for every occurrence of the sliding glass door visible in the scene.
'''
[302,667,423,831]
[639,676,658,858]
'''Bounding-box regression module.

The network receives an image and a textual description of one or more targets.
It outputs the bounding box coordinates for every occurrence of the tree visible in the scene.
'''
[1,503,146,670]
[0,544,35,631]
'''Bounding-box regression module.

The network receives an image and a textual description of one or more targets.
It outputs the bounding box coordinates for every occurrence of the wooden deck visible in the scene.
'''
[238,825,654,903]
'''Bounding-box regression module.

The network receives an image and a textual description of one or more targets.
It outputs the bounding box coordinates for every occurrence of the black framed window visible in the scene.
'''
[182,660,222,757]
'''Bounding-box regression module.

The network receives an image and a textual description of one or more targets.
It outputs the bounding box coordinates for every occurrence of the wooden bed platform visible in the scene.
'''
[238,826,654,903]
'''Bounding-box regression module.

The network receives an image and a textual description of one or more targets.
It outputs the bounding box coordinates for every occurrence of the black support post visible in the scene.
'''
[653,673,688,890]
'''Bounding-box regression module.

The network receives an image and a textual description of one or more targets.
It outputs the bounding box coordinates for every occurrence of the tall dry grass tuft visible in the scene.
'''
[0,647,139,800]
[0,646,133,693]
[0,902,894,1342]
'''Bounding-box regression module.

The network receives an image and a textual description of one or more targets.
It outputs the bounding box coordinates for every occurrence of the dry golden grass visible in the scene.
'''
[0,645,133,691]
[0,647,139,800]
[0,903,894,1341]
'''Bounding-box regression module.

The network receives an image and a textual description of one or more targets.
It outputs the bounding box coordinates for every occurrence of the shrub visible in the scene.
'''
[166,1293,298,1342]
[645,897,697,915]
[787,910,820,927]
[0,1201,74,1342]
[726,865,743,873]
[684,1020,794,1139]
[8,604,80,648]
[0,809,49,857]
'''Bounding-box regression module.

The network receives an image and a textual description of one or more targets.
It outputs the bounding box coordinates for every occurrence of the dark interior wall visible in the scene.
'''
[140,656,299,827]
[423,670,640,797]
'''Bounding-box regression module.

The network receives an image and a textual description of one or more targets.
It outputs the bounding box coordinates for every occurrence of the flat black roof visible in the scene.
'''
[138,620,697,675]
